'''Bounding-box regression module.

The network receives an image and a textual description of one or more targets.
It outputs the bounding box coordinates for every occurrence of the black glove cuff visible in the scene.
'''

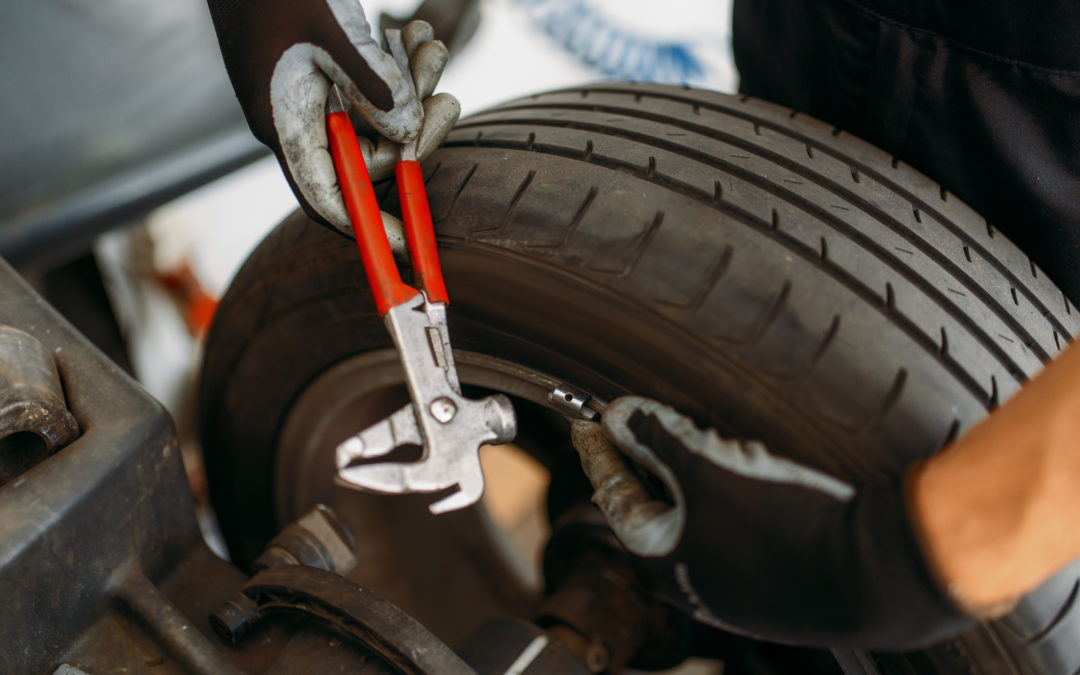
[841,482,974,649]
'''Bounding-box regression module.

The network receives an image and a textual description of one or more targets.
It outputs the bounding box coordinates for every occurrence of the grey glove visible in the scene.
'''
[574,396,972,649]
[207,1,460,235]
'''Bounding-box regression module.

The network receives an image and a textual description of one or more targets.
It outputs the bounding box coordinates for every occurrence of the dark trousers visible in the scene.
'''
[733,0,1080,302]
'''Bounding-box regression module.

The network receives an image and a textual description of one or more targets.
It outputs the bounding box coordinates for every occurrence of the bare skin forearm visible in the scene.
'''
[911,341,1080,614]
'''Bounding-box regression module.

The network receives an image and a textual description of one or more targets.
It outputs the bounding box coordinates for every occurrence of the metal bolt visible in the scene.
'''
[429,397,457,423]
[209,593,259,644]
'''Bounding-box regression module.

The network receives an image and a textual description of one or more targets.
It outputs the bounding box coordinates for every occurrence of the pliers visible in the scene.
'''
[326,30,517,514]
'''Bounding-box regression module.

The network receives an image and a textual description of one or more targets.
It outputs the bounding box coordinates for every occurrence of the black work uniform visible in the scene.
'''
[733,0,1080,303]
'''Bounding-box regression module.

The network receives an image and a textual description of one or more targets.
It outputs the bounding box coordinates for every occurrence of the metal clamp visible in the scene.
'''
[548,384,599,420]
[336,294,516,513]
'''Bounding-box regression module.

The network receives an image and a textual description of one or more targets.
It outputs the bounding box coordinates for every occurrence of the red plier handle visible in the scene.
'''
[326,111,448,316]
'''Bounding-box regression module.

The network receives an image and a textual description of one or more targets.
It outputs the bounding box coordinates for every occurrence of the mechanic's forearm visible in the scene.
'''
[912,341,1080,614]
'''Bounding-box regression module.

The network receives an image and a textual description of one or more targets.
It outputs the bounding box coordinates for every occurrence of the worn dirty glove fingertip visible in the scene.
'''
[603,396,655,427]
[411,40,450,100]
[415,93,461,160]
[402,20,435,56]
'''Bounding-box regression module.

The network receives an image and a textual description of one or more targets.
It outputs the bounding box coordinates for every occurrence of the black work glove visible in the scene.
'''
[207,1,459,236]
[584,396,973,650]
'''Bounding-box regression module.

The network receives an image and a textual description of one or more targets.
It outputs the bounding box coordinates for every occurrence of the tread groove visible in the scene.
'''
[454,109,1053,364]
[526,185,599,251]
[713,280,791,347]
[473,170,536,239]
[750,280,792,348]
[871,368,908,426]
[656,245,733,311]
[441,162,479,223]
[520,88,1073,342]
[585,210,664,276]
[809,315,842,369]
[445,136,997,407]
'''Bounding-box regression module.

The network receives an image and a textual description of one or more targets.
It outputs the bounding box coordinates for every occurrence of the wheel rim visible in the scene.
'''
[275,347,603,646]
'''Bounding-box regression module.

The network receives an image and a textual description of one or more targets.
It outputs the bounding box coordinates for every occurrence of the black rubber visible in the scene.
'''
[199,83,1080,671]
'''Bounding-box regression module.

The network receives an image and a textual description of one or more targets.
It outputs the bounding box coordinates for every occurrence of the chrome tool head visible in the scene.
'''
[335,295,517,513]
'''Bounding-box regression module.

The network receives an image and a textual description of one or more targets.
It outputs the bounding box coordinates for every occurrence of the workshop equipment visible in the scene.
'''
[327,30,516,514]
[0,325,79,485]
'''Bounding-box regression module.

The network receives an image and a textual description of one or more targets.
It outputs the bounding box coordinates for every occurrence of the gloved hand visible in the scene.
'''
[207,1,460,235]
[584,396,973,649]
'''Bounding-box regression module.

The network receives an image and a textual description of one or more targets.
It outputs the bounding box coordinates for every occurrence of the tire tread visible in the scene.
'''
[202,83,1080,673]
[432,83,1079,674]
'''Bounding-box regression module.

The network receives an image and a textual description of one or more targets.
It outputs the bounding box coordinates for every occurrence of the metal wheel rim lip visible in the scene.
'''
[275,347,603,527]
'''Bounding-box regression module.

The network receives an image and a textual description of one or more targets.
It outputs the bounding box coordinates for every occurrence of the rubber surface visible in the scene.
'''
[199,83,1080,671]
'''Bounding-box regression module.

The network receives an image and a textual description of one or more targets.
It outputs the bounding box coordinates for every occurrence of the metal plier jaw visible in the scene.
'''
[327,29,517,514]
[335,295,517,514]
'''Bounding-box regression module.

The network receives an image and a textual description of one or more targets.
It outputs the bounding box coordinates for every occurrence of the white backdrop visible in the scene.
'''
[440,0,736,113]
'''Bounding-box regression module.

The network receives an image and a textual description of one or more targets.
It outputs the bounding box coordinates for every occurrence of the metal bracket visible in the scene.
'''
[548,384,599,421]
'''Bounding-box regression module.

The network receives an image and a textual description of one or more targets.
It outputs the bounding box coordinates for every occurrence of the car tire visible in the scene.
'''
[199,83,1080,672]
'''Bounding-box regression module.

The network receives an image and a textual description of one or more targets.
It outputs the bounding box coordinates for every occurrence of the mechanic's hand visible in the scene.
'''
[589,396,973,649]
[207,1,460,234]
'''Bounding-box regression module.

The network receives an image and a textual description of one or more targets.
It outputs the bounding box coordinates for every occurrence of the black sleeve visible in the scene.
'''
[733,0,1080,305]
